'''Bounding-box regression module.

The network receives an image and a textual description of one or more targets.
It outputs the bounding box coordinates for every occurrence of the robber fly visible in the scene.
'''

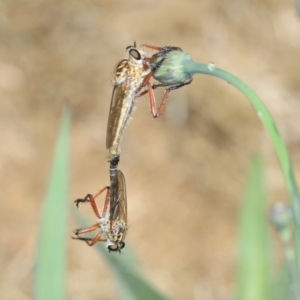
[106,43,190,163]
[106,43,157,163]
[72,169,127,253]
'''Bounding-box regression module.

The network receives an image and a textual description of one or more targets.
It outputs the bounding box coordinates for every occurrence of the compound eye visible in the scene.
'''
[129,49,141,60]
[108,244,119,252]
[107,242,125,252]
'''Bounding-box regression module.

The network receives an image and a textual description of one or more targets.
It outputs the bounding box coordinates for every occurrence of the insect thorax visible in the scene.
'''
[112,58,149,88]
[108,220,127,243]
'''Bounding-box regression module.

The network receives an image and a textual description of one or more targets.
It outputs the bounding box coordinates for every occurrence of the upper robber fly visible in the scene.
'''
[106,43,157,163]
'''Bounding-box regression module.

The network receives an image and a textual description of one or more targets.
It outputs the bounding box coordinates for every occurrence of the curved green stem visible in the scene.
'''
[152,47,300,271]
[186,60,300,261]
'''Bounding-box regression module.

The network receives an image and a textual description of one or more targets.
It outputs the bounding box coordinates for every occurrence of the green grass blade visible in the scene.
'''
[74,212,171,300]
[270,203,300,299]
[34,108,71,300]
[270,265,293,300]
[297,0,300,18]
[235,154,270,300]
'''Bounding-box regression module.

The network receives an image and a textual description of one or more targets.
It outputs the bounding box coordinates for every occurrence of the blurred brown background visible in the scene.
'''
[1,0,300,299]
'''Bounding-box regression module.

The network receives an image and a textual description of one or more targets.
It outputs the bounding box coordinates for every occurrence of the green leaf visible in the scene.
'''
[236,154,270,300]
[34,108,71,300]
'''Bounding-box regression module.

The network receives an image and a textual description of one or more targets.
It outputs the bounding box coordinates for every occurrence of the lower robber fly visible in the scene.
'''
[72,169,127,253]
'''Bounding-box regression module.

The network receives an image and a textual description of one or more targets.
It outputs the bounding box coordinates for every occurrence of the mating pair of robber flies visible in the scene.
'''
[72,43,193,253]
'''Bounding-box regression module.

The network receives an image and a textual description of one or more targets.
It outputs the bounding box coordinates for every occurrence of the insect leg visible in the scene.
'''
[73,223,100,236]
[142,44,182,54]
[72,232,105,246]
[74,186,110,218]
[154,78,193,116]
[143,82,158,118]
[136,71,159,118]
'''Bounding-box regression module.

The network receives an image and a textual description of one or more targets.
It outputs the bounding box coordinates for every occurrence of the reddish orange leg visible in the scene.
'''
[73,232,106,246]
[72,223,106,246]
[157,90,170,116]
[137,84,158,118]
[137,70,159,118]
[73,223,100,245]
[147,83,158,118]
[73,186,112,247]
[82,232,106,246]
[142,44,182,60]
[153,78,194,116]
[141,44,162,51]
[74,186,110,218]
[73,223,100,235]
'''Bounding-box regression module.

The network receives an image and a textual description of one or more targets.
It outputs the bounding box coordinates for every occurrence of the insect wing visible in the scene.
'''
[110,170,127,227]
[106,58,130,150]
[106,83,126,149]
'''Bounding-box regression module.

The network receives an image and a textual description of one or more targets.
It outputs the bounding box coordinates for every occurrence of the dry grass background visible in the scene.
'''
[1,0,300,299]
